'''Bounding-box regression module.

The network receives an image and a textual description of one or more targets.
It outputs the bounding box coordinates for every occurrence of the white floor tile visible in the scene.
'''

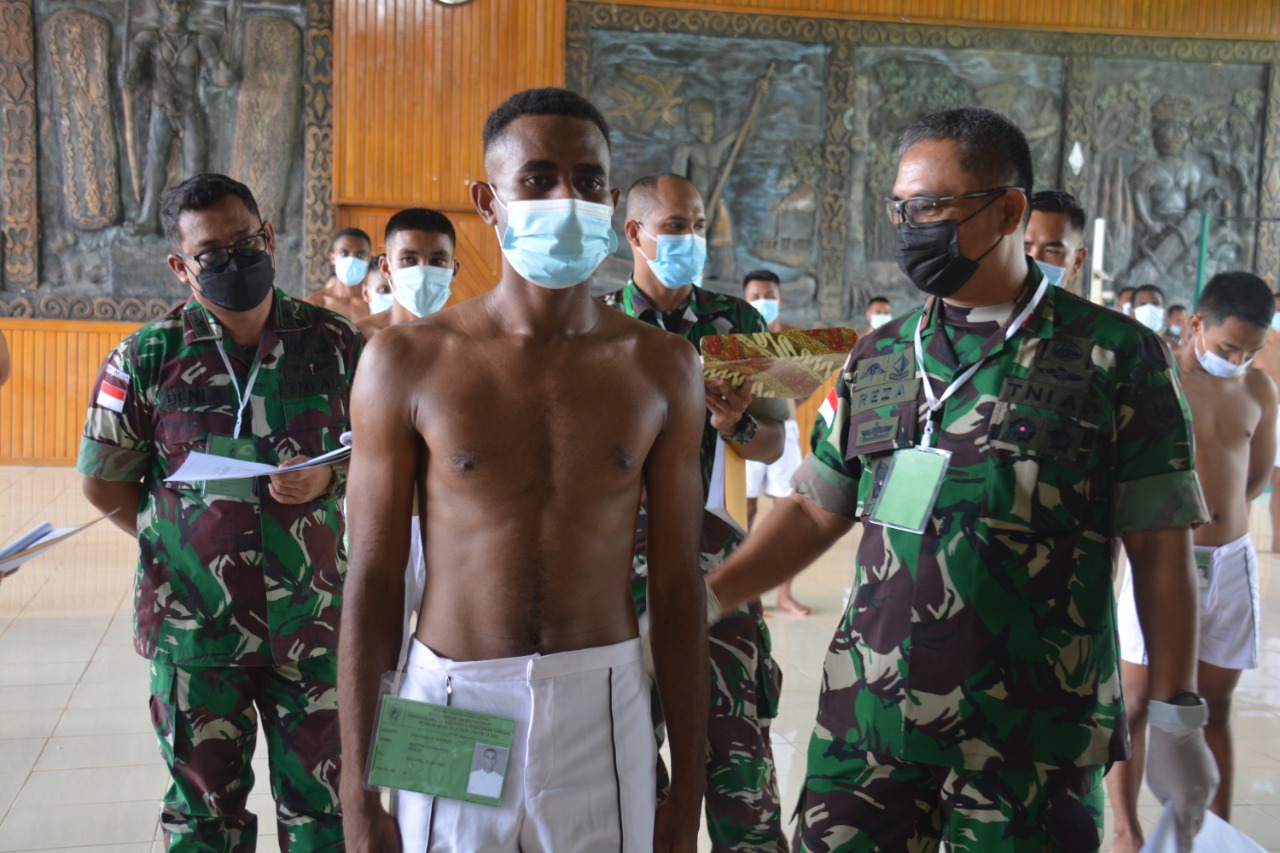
[34,732,158,771]
[0,800,157,849]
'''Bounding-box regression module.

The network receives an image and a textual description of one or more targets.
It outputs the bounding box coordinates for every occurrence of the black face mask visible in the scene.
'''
[194,251,275,312]
[892,196,1004,298]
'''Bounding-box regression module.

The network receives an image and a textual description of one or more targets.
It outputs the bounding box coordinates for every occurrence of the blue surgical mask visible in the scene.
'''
[1169,324,1182,338]
[491,189,617,289]
[1195,329,1253,379]
[1134,304,1165,333]
[1033,258,1066,288]
[1271,312,1280,334]
[638,226,706,289]
[391,265,452,317]
[368,291,394,314]
[750,298,779,325]
[869,313,893,330]
[335,256,369,287]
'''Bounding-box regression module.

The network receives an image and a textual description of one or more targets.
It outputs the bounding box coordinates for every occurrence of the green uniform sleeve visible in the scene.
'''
[791,374,862,520]
[77,342,153,483]
[1110,332,1209,534]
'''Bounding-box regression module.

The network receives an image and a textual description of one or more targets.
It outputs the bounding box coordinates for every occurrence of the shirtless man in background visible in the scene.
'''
[1108,271,1277,851]
[339,87,709,853]
[1250,290,1280,551]
[306,227,374,322]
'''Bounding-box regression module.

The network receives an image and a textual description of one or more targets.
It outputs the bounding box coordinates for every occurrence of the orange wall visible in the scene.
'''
[0,319,137,466]
[333,0,566,305]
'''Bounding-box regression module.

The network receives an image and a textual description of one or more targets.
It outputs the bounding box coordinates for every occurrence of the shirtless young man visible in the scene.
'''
[359,256,393,331]
[355,210,458,341]
[740,269,810,616]
[1108,271,1277,852]
[339,88,709,853]
[1251,291,1280,551]
[306,227,373,322]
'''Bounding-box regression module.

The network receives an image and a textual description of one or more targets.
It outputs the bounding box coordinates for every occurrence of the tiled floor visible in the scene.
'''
[1,465,1278,851]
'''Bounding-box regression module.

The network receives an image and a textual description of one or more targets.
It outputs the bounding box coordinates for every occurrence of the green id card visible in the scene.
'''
[1194,549,1213,590]
[202,435,256,500]
[366,694,516,807]
[867,445,951,534]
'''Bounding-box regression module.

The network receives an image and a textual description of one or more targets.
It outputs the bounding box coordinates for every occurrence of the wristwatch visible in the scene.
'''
[1148,691,1209,729]
[722,413,758,444]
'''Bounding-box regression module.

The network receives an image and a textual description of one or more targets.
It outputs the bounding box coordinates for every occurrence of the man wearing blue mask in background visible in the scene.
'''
[602,173,792,852]
[1133,284,1169,336]
[864,295,894,333]
[356,208,458,340]
[741,269,811,617]
[340,88,710,852]
[306,226,374,322]
[1024,189,1088,292]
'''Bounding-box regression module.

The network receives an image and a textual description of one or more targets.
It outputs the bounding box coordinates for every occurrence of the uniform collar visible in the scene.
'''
[622,275,704,324]
[182,288,305,344]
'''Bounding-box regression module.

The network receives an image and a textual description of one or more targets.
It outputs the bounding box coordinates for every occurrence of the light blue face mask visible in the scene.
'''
[368,291,394,314]
[391,264,453,317]
[1271,312,1280,334]
[1168,324,1182,339]
[638,226,707,289]
[335,256,369,287]
[1195,330,1253,379]
[491,189,617,289]
[1134,303,1165,333]
[749,298,779,325]
[1033,258,1066,288]
[869,312,893,329]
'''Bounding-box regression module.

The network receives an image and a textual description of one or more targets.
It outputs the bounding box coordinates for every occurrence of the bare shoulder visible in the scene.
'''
[598,304,699,372]
[1247,365,1279,406]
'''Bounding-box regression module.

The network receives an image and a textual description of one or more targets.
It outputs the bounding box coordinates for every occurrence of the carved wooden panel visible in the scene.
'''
[0,0,38,291]
[46,9,119,230]
[304,0,335,292]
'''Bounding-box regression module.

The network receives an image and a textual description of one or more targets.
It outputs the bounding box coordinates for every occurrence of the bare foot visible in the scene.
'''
[776,591,811,616]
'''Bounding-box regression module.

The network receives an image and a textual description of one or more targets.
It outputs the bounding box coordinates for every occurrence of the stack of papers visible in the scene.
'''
[165,442,352,484]
[1140,802,1266,851]
[701,328,858,399]
[0,514,113,574]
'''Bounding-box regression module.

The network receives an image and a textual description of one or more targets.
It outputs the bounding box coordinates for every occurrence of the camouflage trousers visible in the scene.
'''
[148,654,343,852]
[635,577,789,852]
[795,725,1103,853]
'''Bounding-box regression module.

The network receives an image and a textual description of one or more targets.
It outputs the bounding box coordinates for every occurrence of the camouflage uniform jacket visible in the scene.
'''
[599,277,788,573]
[795,262,1208,771]
[77,291,363,667]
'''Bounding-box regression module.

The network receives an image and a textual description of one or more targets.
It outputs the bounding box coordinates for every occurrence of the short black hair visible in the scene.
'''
[1134,284,1165,303]
[160,173,261,248]
[625,173,697,223]
[900,108,1033,203]
[867,296,892,308]
[1116,286,1135,300]
[1167,304,1187,314]
[483,88,610,154]
[741,269,780,290]
[1197,271,1274,329]
[1030,189,1086,236]
[384,208,456,249]
[334,227,371,247]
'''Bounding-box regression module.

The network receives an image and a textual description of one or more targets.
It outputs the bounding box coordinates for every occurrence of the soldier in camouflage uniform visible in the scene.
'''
[79,174,361,852]
[600,173,793,851]
[708,109,1219,851]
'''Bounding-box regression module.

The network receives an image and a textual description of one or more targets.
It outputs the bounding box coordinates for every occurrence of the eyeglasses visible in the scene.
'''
[179,228,270,272]
[884,187,1019,228]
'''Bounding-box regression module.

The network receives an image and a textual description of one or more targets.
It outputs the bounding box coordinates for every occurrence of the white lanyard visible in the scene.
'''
[215,345,263,439]
[912,274,1050,447]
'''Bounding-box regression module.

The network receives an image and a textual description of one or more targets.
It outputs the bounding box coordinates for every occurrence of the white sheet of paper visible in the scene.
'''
[0,513,114,573]
[705,435,726,512]
[165,445,352,483]
[1140,803,1266,852]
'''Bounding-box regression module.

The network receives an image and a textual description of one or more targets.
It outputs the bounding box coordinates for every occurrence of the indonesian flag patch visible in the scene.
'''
[818,385,838,429]
[96,372,128,413]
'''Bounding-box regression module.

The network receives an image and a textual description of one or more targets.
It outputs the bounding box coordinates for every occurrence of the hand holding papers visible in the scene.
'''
[1,512,115,574]
[701,328,858,399]
[165,432,353,484]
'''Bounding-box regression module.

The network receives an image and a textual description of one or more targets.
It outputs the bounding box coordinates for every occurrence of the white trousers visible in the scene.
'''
[396,637,656,852]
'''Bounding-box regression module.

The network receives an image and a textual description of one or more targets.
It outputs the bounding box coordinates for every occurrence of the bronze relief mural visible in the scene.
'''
[0,0,331,319]
[568,3,1280,326]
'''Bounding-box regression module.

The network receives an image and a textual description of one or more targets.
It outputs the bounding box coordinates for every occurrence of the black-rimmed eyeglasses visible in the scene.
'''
[178,228,270,272]
[884,187,1020,228]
